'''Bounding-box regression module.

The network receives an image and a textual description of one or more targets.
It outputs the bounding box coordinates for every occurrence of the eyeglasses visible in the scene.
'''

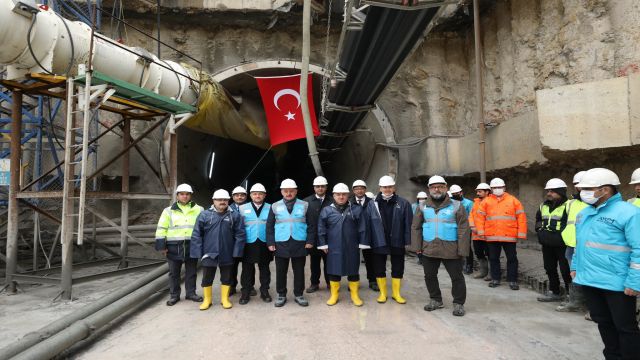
[429,185,446,190]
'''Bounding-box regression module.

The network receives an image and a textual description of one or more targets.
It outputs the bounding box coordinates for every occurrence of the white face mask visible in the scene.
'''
[580,190,601,205]
[492,188,505,196]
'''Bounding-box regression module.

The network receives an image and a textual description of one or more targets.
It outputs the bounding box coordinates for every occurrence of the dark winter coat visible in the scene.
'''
[190,206,246,267]
[366,193,413,255]
[304,194,332,247]
[317,202,370,276]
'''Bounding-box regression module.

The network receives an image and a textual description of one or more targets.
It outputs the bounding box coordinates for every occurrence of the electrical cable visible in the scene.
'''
[26,10,75,76]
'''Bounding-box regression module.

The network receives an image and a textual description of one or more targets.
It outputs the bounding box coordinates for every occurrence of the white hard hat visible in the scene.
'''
[352,179,367,188]
[490,178,506,187]
[175,183,193,194]
[378,175,396,187]
[428,175,447,186]
[280,178,298,189]
[573,171,587,185]
[630,168,640,185]
[232,186,247,195]
[313,176,328,186]
[332,183,350,193]
[577,168,621,188]
[249,183,267,193]
[212,189,230,199]
[416,191,427,199]
[544,178,567,190]
[365,192,375,199]
[475,183,491,191]
[449,184,463,193]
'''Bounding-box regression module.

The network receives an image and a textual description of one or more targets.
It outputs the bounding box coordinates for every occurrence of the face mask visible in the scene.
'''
[492,188,505,196]
[452,195,463,201]
[580,190,601,205]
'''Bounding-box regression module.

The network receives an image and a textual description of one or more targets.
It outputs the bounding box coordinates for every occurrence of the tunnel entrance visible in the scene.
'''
[177,62,328,204]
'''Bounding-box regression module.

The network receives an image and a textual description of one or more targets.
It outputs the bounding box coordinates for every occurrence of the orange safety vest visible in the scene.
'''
[475,193,527,242]
[469,198,484,241]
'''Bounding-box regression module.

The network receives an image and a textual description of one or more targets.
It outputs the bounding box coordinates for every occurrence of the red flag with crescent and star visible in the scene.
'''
[255,73,320,147]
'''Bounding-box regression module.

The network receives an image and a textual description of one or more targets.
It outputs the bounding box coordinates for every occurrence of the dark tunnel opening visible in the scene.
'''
[177,67,329,206]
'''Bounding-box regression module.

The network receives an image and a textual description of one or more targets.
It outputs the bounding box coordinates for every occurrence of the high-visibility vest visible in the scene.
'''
[476,193,527,242]
[421,200,460,242]
[539,201,567,232]
[561,199,588,248]
[240,203,270,243]
[273,199,308,242]
[628,198,640,208]
[155,202,203,242]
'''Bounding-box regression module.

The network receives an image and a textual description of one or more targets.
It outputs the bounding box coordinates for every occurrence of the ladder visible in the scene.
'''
[61,71,115,246]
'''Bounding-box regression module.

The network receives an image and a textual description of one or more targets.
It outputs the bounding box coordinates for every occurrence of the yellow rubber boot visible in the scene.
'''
[326,281,340,306]
[391,278,406,304]
[220,285,233,309]
[376,277,387,303]
[199,286,212,310]
[348,281,363,307]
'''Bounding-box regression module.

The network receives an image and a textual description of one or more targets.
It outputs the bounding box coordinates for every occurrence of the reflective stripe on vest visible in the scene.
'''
[561,199,588,248]
[421,200,460,242]
[274,199,308,242]
[540,202,566,232]
[628,198,640,208]
[585,241,631,253]
[155,204,202,243]
[240,203,270,244]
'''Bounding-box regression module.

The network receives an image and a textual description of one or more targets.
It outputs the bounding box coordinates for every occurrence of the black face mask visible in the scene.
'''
[451,195,463,201]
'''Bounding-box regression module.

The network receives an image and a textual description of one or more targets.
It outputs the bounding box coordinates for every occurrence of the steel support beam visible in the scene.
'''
[119,119,130,268]
[5,91,23,293]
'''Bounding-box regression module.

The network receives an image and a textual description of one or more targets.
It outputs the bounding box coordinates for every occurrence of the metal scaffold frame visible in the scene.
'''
[1,1,200,300]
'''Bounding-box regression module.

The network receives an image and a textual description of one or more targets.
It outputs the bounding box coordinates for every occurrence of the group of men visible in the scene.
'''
[155,175,416,312]
[155,167,640,356]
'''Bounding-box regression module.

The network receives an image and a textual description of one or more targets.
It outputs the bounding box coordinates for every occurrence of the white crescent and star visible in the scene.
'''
[273,89,301,121]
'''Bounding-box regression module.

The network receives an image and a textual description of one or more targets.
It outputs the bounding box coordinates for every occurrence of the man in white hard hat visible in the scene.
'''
[350,179,378,291]
[412,191,428,214]
[229,186,249,296]
[304,176,332,293]
[318,183,370,307]
[411,176,470,316]
[190,189,246,310]
[469,183,491,280]
[450,184,475,275]
[557,171,589,313]
[266,179,313,307]
[629,168,640,208]
[238,183,273,305]
[535,178,572,302]
[366,175,413,304]
[571,168,640,358]
[155,183,204,306]
[476,178,527,290]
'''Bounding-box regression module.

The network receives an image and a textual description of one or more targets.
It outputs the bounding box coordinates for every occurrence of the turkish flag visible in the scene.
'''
[255,73,320,147]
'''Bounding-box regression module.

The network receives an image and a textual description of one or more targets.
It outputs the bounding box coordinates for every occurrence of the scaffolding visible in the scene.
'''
[1,1,200,300]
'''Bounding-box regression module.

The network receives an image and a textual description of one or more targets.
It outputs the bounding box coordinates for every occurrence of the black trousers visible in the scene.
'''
[328,274,360,282]
[583,286,640,360]
[362,249,375,282]
[542,244,572,294]
[201,265,232,287]
[230,257,241,288]
[309,248,329,286]
[465,237,474,266]
[422,256,466,305]
[240,259,271,294]
[275,256,306,297]
[372,252,405,278]
[488,242,518,282]
[167,258,197,299]
[473,240,489,260]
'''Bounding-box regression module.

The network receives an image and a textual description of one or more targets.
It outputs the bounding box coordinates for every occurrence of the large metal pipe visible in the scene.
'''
[0,264,167,360]
[11,273,168,360]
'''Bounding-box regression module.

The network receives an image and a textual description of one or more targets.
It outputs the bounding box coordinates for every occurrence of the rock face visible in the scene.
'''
[102,1,640,232]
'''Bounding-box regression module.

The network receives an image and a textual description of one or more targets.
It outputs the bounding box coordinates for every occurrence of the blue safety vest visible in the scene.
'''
[273,199,308,242]
[422,200,460,242]
[240,203,270,243]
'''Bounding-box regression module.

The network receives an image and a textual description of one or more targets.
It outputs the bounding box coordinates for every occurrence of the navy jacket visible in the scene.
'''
[304,194,332,247]
[190,206,246,267]
[318,202,370,276]
[366,193,412,254]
